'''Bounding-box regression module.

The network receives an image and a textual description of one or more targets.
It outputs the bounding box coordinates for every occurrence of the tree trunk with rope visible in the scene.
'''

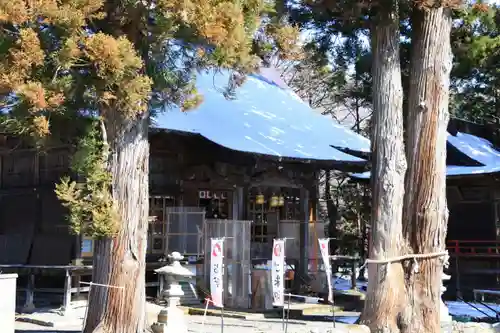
[400,6,453,333]
[359,1,407,332]
[84,113,150,333]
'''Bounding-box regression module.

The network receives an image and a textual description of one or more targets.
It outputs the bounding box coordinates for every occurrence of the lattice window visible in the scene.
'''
[247,188,301,245]
[148,195,176,254]
[198,190,230,219]
[283,192,301,220]
[165,207,205,256]
[248,190,268,244]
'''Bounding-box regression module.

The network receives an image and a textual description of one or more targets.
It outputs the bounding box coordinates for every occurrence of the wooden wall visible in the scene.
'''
[0,146,75,265]
[446,176,499,242]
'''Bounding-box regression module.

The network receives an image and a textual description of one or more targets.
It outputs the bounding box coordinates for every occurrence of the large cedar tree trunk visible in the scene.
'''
[359,3,407,332]
[84,113,150,333]
[401,7,453,333]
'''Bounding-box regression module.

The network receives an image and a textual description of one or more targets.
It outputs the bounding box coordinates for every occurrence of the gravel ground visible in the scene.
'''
[14,302,500,333]
[16,316,500,333]
[15,314,366,333]
[182,315,363,333]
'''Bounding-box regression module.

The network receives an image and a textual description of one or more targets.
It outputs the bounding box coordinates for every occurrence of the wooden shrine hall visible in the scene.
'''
[0,67,370,312]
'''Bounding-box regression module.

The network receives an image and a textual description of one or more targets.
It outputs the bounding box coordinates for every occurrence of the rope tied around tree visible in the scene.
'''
[359,250,450,274]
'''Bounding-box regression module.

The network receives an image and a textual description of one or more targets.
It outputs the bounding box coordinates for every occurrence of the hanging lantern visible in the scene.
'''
[256,193,265,205]
[270,194,279,207]
[278,195,285,207]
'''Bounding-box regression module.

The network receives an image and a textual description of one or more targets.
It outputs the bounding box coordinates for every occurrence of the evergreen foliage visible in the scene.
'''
[55,120,118,237]
[451,3,500,122]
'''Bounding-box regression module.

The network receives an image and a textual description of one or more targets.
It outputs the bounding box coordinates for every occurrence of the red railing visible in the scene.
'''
[447,240,500,256]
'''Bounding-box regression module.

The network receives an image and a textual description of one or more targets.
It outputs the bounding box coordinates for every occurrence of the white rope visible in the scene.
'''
[358,250,448,273]
[80,281,124,289]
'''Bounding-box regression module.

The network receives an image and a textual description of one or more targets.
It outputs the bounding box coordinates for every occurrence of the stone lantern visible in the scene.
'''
[151,252,195,333]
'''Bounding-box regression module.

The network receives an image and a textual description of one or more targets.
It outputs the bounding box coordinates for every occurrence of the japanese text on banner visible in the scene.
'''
[272,238,285,307]
[210,238,224,308]
[318,238,333,303]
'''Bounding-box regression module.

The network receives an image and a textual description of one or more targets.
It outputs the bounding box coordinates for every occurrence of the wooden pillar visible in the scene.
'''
[232,187,245,220]
[351,260,357,290]
[492,187,500,240]
[33,152,39,186]
[310,183,319,273]
[0,155,3,189]
[231,186,245,305]
[22,272,35,313]
[73,234,83,265]
[455,255,462,299]
[62,269,72,315]
[491,185,500,285]
[297,188,309,290]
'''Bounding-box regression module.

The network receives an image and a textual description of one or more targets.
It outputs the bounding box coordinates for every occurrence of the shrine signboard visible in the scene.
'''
[210,238,224,308]
[318,238,333,303]
[271,238,285,306]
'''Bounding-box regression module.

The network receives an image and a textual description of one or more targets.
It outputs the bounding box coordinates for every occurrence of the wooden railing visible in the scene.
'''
[447,240,500,256]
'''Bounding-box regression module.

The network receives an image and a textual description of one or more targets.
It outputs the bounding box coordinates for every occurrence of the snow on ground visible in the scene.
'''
[333,275,500,321]
[447,301,500,319]
[333,315,358,324]
[334,275,367,291]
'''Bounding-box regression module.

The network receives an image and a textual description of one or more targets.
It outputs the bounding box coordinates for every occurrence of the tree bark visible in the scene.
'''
[359,2,407,332]
[401,7,452,333]
[84,112,150,333]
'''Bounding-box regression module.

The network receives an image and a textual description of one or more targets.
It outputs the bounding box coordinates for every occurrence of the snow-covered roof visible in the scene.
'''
[447,131,500,167]
[351,131,500,179]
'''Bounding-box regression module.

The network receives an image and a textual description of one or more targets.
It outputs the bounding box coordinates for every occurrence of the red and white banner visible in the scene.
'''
[318,238,333,303]
[272,238,286,306]
[210,238,224,308]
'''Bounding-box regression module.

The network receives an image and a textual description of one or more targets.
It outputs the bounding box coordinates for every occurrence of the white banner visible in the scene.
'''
[319,238,333,303]
[272,238,286,306]
[210,238,224,308]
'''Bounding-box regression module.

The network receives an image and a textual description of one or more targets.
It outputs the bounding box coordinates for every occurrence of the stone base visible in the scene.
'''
[21,304,36,314]
[151,322,167,333]
[151,306,188,333]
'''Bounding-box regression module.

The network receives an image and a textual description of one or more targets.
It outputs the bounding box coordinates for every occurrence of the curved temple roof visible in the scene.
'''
[153,68,370,164]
